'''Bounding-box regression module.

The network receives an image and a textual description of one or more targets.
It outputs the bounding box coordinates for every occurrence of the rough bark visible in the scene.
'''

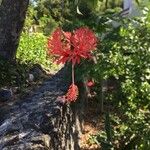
[0,0,29,60]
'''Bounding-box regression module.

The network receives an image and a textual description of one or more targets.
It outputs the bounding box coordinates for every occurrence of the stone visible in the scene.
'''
[0,67,82,150]
[12,86,20,94]
[0,88,13,102]
[28,74,34,82]
[29,64,45,80]
[31,134,51,148]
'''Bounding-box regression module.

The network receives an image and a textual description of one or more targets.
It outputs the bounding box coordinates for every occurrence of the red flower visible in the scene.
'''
[47,27,97,65]
[65,84,78,102]
[87,80,95,87]
[47,28,72,64]
[56,84,78,103]
[69,27,97,64]
[47,27,98,103]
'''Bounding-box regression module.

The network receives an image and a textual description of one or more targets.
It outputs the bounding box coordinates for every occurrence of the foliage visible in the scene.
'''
[77,0,122,12]
[24,4,38,32]
[88,110,150,149]
[0,57,28,88]
[81,7,150,149]
[17,32,56,71]
[30,0,76,34]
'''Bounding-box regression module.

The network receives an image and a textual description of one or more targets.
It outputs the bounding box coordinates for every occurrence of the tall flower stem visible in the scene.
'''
[72,63,75,84]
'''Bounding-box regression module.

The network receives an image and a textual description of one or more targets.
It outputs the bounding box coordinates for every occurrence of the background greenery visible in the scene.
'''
[84,8,150,149]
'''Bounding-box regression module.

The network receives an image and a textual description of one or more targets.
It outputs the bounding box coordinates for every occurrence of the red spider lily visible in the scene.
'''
[70,27,97,64]
[65,83,79,102]
[47,28,72,64]
[47,27,97,103]
[47,27,97,65]
[56,84,79,103]
[56,84,78,103]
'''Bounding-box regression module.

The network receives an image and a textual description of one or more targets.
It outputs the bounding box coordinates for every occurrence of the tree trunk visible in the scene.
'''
[0,0,29,60]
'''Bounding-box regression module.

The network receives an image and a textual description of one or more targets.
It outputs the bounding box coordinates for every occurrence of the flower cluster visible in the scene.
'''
[47,27,97,102]
[65,83,79,102]
[48,27,97,65]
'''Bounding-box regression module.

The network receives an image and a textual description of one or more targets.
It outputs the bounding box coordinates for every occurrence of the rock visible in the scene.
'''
[12,87,20,94]
[0,88,13,102]
[28,74,34,82]
[31,134,51,148]
[29,64,45,80]
[0,67,82,150]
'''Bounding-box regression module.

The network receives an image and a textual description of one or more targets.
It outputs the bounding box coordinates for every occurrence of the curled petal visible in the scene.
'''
[47,27,98,65]
[71,27,98,64]
[47,28,71,64]
[47,28,62,55]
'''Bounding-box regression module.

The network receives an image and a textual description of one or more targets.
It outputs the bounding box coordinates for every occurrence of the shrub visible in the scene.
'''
[0,57,28,88]
[17,32,57,71]
[78,8,150,149]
